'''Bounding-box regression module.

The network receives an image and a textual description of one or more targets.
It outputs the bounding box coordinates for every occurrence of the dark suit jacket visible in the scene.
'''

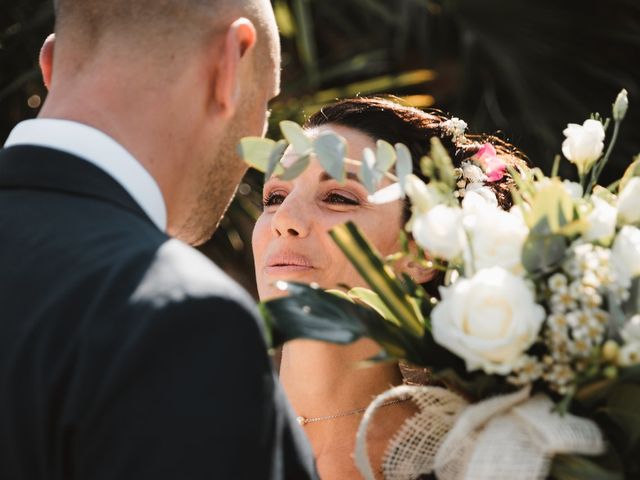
[0,145,317,480]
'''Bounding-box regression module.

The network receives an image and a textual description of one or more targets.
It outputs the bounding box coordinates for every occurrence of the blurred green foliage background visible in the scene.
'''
[1,0,639,294]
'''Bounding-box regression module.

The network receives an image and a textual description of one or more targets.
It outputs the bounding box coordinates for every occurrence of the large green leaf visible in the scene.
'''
[550,454,624,480]
[261,282,369,347]
[599,383,640,451]
[330,221,425,338]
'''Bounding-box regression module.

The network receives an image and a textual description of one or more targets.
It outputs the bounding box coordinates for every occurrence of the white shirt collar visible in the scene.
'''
[4,119,167,231]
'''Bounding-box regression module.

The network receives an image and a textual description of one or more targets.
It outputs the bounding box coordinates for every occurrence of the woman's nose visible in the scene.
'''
[271,197,310,238]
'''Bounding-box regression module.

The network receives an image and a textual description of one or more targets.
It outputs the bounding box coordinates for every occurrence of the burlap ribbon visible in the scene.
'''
[354,385,605,480]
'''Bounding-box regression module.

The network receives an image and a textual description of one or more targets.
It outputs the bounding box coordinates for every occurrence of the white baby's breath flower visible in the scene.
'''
[617,177,640,225]
[412,205,465,261]
[547,312,569,331]
[432,267,545,375]
[562,119,605,175]
[548,273,569,292]
[442,117,468,141]
[584,196,617,242]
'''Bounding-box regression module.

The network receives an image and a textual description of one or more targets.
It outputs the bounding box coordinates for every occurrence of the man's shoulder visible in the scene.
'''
[129,238,255,312]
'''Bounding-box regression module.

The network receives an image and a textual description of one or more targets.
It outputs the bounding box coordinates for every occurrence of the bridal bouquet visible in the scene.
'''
[239,90,640,479]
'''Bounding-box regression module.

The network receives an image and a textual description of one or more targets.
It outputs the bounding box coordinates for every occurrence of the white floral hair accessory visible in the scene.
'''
[441,117,468,142]
[453,142,506,202]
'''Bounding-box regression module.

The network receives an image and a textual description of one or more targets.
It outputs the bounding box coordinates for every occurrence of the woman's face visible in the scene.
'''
[252,124,404,300]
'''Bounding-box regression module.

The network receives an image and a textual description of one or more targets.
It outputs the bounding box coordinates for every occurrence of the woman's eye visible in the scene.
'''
[263,192,286,207]
[324,192,360,206]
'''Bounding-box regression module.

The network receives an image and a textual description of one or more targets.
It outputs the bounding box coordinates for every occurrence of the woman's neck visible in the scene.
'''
[280,338,402,436]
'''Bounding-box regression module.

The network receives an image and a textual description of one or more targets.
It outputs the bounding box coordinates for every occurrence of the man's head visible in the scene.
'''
[42,0,281,245]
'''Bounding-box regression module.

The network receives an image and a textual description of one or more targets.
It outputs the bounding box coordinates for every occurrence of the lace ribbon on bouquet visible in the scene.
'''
[354,385,605,480]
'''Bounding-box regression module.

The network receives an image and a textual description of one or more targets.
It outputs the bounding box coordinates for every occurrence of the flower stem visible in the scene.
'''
[586,119,621,194]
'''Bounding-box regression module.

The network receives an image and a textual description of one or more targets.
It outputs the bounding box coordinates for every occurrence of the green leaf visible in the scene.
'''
[261,282,369,347]
[619,156,640,193]
[265,139,288,180]
[330,222,425,338]
[395,143,412,193]
[522,219,567,275]
[238,137,277,173]
[280,120,312,154]
[551,454,624,480]
[348,287,401,326]
[375,139,397,173]
[430,137,456,189]
[313,132,346,182]
[279,154,310,181]
[599,383,640,450]
[527,179,575,233]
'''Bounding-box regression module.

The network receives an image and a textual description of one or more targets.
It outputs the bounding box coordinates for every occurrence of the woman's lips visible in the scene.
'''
[265,252,316,275]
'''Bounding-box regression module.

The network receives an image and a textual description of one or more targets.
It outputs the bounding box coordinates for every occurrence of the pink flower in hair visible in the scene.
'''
[474,143,506,182]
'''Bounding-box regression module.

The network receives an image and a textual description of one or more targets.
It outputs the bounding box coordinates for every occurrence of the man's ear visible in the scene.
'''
[212,18,257,118]
[39,34,56,89]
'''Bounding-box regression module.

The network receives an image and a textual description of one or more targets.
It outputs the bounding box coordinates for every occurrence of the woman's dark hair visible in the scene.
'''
[304,96,529,213]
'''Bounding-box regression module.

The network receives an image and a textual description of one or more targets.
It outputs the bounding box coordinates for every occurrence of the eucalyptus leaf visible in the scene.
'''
[395,143,412,194]
[313,132,346,182]
[280,120,312,154]
[375,139,397,173]
[359,147,378,193]
[527,179,575,233]
[265,139,287,180]
[279,154,310,181]
[238,137,277,173]
[522,222,567,275]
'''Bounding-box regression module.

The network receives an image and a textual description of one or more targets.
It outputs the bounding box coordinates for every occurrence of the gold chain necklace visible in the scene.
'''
[296,398,408,426]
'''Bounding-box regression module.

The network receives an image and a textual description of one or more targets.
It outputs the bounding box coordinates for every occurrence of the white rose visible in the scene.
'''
[621,315,640,343]
[611,226,640,286]
[562,119,605,175]
[432,267,545,374]
[618,177,640,225]
[584,196,617,242]
[412,205,465,261]
[464,183,498,207]
[462,199,529,274]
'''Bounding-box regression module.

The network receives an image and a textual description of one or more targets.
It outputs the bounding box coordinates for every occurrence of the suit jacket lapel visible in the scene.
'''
[0,145,155,226]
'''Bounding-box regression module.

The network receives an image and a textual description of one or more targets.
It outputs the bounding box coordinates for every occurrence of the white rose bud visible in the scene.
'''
[613,89,629,122]
[584,196,617,242]
[432,267,546,374]
[611,226,640,287]
[412,205,465,261]
[617,176,640,225]
[562,119,605,175]
[462,200,529,274]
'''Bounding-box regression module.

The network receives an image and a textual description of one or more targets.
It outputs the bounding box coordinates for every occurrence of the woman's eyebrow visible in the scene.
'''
[319,171,360,182]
